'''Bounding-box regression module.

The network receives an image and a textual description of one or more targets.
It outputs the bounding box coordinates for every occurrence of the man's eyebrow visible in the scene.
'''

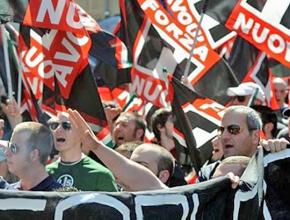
[112,114,121,123]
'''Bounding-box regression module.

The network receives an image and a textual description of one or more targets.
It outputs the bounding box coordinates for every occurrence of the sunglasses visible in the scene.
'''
[48,121,72,131]
[7,142,19,154]
[218,124,242,135]
[234,96,246,102]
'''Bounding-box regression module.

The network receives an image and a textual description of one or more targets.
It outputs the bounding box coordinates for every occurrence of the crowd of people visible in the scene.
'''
[0,77,288,195]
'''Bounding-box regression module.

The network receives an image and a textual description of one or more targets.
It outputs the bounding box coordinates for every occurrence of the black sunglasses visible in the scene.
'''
[7,142,19,154]
[218,124,242,135]
[234,96,246,102]
[48,121,72,131]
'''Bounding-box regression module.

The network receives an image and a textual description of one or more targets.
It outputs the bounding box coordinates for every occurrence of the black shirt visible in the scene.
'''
[10,175,62,191]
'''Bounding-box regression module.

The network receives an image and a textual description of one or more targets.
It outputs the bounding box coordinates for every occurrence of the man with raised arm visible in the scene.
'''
[46,112,118,192]
[68,109,167,191]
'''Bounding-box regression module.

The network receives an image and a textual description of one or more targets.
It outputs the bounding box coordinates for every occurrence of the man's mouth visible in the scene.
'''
[56,138,66,143]
[117,137,124,142]
[224,144,234,149]
[213,149,220,153]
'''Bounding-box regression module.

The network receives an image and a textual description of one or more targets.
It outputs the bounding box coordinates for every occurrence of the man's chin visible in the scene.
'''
[223,150,236,158]
[115,140,124,147]
[55,143,68,151]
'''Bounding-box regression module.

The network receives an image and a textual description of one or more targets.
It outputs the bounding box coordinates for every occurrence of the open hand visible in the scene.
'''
[67,109,102,151]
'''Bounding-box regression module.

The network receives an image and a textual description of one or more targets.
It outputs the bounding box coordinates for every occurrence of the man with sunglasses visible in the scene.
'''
[199,105,288,182]
[5,122,62,191]
[227,82,265,106]
[46,112,118,192]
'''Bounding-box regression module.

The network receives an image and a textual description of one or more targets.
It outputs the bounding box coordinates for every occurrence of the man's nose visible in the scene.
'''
[221,130,231,140]
[114,123,121,131]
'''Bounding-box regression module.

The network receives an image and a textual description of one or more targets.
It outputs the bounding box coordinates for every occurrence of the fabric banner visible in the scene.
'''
[119,0,238,106]
[228,36,272,105]
[0,0,86,34]
[0,177,239,220]
[197,0,290,68]
[225,0,290,68]
[263,149,290,217]
[19,25,91,100]
[163,0,237,51]
[138,0,221,82]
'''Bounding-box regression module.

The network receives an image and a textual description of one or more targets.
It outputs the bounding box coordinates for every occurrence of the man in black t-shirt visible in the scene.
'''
[5,122,61,191]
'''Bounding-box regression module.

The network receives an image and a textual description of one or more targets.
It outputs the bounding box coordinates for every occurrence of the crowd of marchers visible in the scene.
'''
[0,78,289,192]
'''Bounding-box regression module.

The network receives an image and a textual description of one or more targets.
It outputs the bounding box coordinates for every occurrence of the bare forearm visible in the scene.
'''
[7,114,22,129]
[91,142,167,191]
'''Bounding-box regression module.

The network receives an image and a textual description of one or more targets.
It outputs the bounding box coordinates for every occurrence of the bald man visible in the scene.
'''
[272,77,288,111]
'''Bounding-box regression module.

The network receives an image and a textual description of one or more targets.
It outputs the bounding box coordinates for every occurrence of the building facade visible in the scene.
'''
[76,0,120,20]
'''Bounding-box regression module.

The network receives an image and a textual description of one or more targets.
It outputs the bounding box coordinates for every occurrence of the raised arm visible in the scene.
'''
[68,109,167,191]
[1,97,23,129]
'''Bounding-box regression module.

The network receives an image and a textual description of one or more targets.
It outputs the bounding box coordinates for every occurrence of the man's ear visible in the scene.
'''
[158,170,170,184]
[135,128,144,140]
[157,124,162,130]
[30,148,40,162]
[252,130,260,146]
[157,124,166,133]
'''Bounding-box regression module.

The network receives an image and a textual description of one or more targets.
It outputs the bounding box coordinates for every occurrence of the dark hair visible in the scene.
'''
[251,105,278,137]
[151,108,172,142]
[117,112,147,140]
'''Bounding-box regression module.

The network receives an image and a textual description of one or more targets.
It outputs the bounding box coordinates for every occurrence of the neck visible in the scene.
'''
[59,152,82,163]
[248,144,259,157]
[279,101,287,108]
[19,166,48,190]
[60,147,83,163]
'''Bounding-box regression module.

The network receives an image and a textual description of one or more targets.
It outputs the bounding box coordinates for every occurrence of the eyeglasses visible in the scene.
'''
[48,121,72,131]
[234,96,246,102]
[218,125,242,135]
[7,142,19,154]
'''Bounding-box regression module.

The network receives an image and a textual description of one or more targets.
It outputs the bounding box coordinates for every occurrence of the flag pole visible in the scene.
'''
[1,24,13,100]
[122,93,137,112]
[7,25,22,108]
[11,43,22,108]
[183,0,209,78]
[247,87,258,107]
